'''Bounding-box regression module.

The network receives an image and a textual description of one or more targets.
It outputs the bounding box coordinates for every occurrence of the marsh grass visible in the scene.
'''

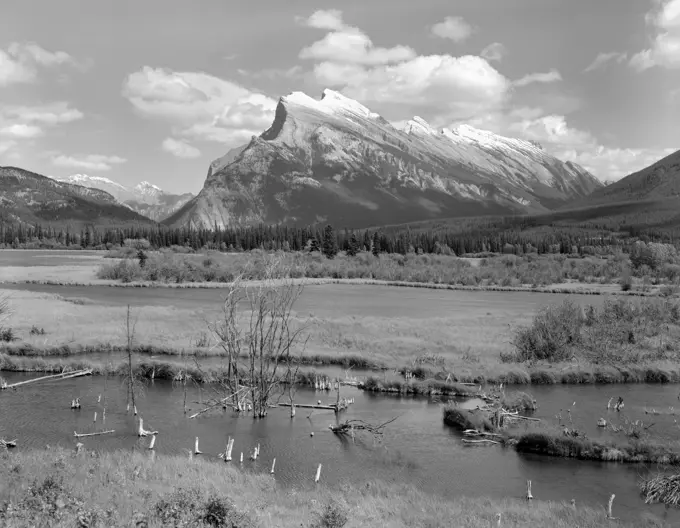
[0,448,659,527]
[513,431,680,465]
[94,249,675,292]
[443,407,496,432]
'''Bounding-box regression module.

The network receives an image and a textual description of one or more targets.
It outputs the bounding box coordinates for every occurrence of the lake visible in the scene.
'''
[0,371,678,525]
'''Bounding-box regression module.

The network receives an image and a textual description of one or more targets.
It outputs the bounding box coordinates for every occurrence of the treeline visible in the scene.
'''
[0,221,658,256]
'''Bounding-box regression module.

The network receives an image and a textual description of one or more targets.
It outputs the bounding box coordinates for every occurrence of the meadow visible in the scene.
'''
[0,448,666,527]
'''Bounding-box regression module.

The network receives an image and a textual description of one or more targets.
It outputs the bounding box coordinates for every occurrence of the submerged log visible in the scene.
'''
[74,430,115,438]
[2,369,92,390]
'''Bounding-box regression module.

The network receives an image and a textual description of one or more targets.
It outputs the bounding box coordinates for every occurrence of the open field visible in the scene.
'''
[0,448,664,527]
[0,284,601,376]
[2,284,680,384]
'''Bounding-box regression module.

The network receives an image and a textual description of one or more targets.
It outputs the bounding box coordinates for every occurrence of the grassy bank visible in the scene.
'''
[514,431,680,466]
[96,248,677,294]
[0,448,662,527]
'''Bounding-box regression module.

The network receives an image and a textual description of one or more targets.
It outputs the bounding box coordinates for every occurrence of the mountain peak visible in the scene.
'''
[136,181,162,191]
[280,89,380,120]
[404,116,438,136]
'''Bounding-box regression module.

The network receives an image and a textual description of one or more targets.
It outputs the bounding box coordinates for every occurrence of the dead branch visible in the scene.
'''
[74,430,115,438]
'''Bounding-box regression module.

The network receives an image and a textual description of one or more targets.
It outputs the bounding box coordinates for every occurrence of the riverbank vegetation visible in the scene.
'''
[94,243,680,294]
[0,448,656,527]
[507,297,680,365]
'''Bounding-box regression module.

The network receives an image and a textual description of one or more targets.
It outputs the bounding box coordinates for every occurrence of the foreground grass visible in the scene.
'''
[0,448,661,527]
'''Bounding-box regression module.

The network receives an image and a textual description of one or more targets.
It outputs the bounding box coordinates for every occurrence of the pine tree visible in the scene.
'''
[372,232,381,257]
[322,224,338,259]
[346,232,360,257]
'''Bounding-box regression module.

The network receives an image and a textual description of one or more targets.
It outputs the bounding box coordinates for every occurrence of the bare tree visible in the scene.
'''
[207,256,310,418]
[121,304,145,412]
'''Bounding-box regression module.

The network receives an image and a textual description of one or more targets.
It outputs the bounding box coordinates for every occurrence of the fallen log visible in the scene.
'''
[279,402,337,411]
[1,369,92,390]
[462,438,500,445]
[74,430,115,438]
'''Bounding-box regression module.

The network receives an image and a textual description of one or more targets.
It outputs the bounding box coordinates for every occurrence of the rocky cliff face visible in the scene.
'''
[166,89,603,229]
[0,166,153,226]
[55,174,193,221]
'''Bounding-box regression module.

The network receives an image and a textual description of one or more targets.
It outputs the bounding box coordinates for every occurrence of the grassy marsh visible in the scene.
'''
[0,448,665,527]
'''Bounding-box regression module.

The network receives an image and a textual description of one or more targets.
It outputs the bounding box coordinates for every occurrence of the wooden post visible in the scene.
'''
[93,411,97,423]
[226,438,234,461]
[291,403,296,418]
[134,405,138,416]
[194,437,202,455]
[270,458,276,474]
[315,464,322,483]
[138,418,144,437]
[149,435,156,449]
[257,443,260,456]
[240,452,243,463]
[607,494,616,519]
[526,480,533,500]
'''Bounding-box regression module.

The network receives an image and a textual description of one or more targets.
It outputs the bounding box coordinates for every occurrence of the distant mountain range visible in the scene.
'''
[165,89,603,229]
[1,89,676,231]
[576,149,680,206]
[54,174,193,222]
[0,166,153,227]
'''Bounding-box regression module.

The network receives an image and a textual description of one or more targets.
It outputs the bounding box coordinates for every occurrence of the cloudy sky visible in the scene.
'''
[0,0,678,194]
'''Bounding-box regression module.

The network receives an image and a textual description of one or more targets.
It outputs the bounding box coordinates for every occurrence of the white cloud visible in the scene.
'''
[299,10,416,65]
[0,102,82,143]
[481,42,507,62]
[122,66,277,145]
[162,138,201,159]
[0,42,79,86]
[299,10,510,121]
[1,102,83,125]
[583,52,628,73]
[303,9,345,31]
[512,69,562,87]
[431,16,475,42]
[52,154,127,171]
[630,0,680,71]
[0,124,43,139]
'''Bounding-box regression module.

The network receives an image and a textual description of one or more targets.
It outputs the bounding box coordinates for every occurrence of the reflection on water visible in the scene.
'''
[0,371,677,525]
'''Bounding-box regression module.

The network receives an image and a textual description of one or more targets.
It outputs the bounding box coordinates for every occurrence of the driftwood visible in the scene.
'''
[462,438,500,445]
[2,369,92,390]
[330,417,398,438]
[0,439,17,449]
[74,430,115,438]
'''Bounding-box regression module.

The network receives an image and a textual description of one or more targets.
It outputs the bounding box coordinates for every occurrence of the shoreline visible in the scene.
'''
[2,352,680,387]
[0,276,656,297]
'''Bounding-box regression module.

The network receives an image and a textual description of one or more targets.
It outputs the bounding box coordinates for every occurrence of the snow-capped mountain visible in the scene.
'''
[55,174,193,222]
[165,89,603,229]
[0,166,153,226]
